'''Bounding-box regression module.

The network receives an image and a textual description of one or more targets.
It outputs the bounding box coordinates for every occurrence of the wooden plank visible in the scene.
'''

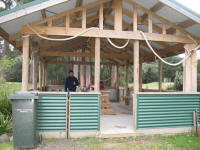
[116,66,119,101]
[125,0,198,39]
[133,40,139,130]
[94,38,100,92]
[22,26,193,43]
[48,60,126,66]
[66,13,70,31]
[40,51,133,60]
[99,3,104,30]
[125,64,129,96]
[183,44,197,92]
[82,8,86,29]
[39,61,43,90]
[162,23,166,34]
[22,36,30,91]
[148,13,152,33]
[114,0,122,30]
[139,59,142,92]
[30,0,111,26]
[141,2,164,23]
[158,60,162,92]
[133,5,137,32]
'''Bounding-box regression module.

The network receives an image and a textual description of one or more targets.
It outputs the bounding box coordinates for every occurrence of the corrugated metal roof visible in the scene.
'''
[0,0,48,17]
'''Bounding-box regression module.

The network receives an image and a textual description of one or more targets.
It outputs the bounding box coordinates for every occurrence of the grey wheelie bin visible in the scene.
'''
[9,93,41,149]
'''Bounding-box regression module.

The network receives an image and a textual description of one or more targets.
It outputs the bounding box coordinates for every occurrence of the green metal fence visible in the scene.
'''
[137,94,200,129]
[70,94,100,131]
[37,94,66,132]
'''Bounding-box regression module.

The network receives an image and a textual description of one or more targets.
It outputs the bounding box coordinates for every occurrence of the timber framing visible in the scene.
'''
[0,0,199,65]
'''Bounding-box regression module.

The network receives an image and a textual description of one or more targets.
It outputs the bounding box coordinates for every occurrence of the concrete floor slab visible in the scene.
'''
[100,102,134,135]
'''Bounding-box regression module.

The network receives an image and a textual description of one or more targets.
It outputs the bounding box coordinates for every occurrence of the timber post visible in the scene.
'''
[158,60,162,92]
[22,35,30,91]
[94,37,100,92]
[183,44,197,92]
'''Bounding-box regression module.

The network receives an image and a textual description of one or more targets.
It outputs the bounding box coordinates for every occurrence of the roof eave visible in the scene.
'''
[160,0,200,24]
[0,0,69,24]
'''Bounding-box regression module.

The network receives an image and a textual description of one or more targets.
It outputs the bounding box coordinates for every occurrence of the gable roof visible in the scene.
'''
[0,0,199,53]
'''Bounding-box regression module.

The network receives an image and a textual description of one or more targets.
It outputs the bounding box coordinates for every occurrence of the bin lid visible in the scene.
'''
[8,93,38,100]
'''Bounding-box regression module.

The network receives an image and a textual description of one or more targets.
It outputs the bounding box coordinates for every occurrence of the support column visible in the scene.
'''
[158,60,162,92]
[22,35,30,91]
[32,42,39,91]
[139,59,143,92]
[42,62,45,89]
[94,38,100,92]
[44,62,48,88]
[133,40,139,130]
[183,44,197,92]
[39,60,42,90]
[125,64,129,96]
[73,57,79,78]
[86,60,91,87]
[116,66,119,101]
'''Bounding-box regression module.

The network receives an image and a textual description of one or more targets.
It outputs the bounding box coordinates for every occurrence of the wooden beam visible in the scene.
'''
[22,36,30,91]
[133,40,139,129]
[48,60,125,66]
[40,50,133,60]
[30,0,111,26]
[148,13,153,33]
[94,37,100,92]
[22,26,193,43]
[125,0,197,39]
[0,27,16,48]
[133,5,137,32]
[99,3,104,29]
[41,9,47,19]
[114,0,122,30]
[141,2,164,23]
[167,19,196,34]
[82,8,86,29]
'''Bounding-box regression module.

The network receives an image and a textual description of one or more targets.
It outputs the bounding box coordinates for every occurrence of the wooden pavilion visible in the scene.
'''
[0,0,200,137]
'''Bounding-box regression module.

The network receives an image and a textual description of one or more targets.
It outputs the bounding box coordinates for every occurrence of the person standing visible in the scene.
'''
[64,70,79,92]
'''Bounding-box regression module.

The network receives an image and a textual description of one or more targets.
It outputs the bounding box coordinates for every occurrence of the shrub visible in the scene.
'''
[0,113,12,135]
[0,87,12,117]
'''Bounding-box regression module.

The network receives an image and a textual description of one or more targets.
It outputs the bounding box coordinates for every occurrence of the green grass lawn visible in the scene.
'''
[0,82,32,96]
[129,82,174,90]
[1,133,199,150]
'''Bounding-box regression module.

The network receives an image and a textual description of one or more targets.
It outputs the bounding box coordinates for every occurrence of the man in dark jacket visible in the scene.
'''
[64,70,79,92]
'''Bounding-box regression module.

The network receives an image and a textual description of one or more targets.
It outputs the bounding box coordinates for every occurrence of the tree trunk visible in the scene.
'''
[0,40,9,82]
[111,66,117,87]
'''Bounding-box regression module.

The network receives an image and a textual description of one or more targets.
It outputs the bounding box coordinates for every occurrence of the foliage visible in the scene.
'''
[143,63,158,84]
[0,56,19,82]
[173,71,183,91]
[162,56,183,80]
[0,97,12,117]
[0,113,12,136]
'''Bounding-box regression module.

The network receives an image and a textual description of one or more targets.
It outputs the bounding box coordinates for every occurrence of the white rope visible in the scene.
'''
[107,38,130,49]
[27,24,98,41]
[28,24,129,49]
[139,31,200,66]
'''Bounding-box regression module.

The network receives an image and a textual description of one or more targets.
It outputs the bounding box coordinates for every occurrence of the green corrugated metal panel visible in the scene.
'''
[70,94,100,131]
[37,94,66,132]
[137,94,200,129]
